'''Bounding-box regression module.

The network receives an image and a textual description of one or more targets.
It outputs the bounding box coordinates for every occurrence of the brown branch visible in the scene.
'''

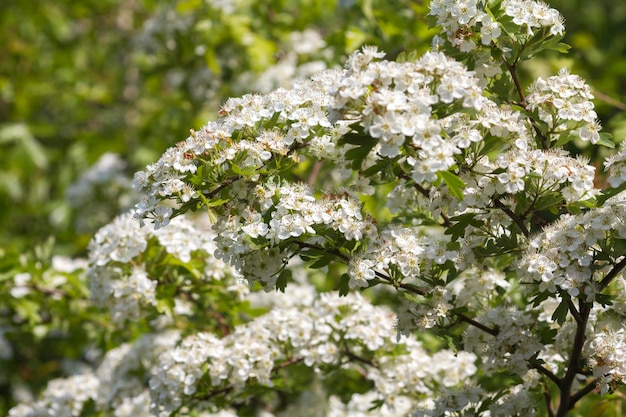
[308,160,323,186]
[502,57,549,150]
[493,198,530,238]
[458,313,499,337]
[531,361,562,386]
[275,357,304,370]
[592,90,626,111]
[570,378,598,407]
[502,57,527,108]
[193,358,304,403]
[202,141,308,200]
[598,256,626,292]
[544,389,556,417]
[566,298,583,324]
[193,385,234,402]
[295,241,503,339]
[203,174,240,199]
[412,181,452,227]
[555,302,592,417]
[292,240,349,262]
[344,349,379,369]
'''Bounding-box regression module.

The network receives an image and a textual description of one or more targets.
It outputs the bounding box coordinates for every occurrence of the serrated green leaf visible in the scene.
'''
[445,213,483,241]
[533,192,564,212]
[206,197,230,207]
[338,273,350,296]
[345,144,376,170]
[275,268,291,293]
[437,170,466,200]
[553,132,577,147]
[551,299,569,325]
[597,182,626,206]
[546,42,571,54]
[598,132,615,148]
[309,253,336,269]
[156,297,175,316]
[231,163,257,176]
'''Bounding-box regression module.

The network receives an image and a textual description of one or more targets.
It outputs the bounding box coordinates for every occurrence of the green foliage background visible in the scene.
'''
[0,0,625,415]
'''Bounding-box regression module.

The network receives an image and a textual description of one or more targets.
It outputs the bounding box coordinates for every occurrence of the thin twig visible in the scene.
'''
[344,349,379,369]
[566,298,583,324]
[412,182,452,227]
[570,378,598,407]
[502,57,549,150]
[493,198,530,238]
[531,362,562,386]
[203,175,240,199]
[274,357,304,370]
[544,389,556,417]
[308,160,323,186]
[598,256,626,292]
[555,302,592,417]
[593,90,626,111]
[458,313,499,337]
[502,58,527,107]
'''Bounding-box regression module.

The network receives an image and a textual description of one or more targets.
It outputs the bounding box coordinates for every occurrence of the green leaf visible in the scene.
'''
[0,123,48,169]
[551,299,569,325]
[231,163,258,176]
[553,132,577,147]
[598,132,615,148]
[338,273,351,296]
[437,170,466,200]
[275,268,291,293]
[597,182,626,206]
[309,253,336,269]
[588,402,612,417]
[444,335,459,354]
[546,42,571,54]
[533,192,564,212]
[445,213,483,241]
[338,131,376,146]
[205,197,230,207]
[345,144,376,170]
[14,298,42,325]
[595,292,613,307]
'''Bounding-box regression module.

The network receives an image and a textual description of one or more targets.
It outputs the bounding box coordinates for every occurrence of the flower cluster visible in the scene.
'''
[465,307,543,376]
[348,226,458,291]
[414,383,539,417]
[210,180,377,289]
[429,0,564,53]
[334,48,491,183]
[527,67,601,144]
[395,267,513,335]
[9,332,181,417]
[88,212,235,324]
[8,374,100,417]
[604,143,626,187]
[520,195,626,300]
[587,327,626,395]
[131,69,343,230]
[502,0,565,35]
[483,146,597,204]
[96,331,181,414]
[118,0,626,413]
[150,287,477,416]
